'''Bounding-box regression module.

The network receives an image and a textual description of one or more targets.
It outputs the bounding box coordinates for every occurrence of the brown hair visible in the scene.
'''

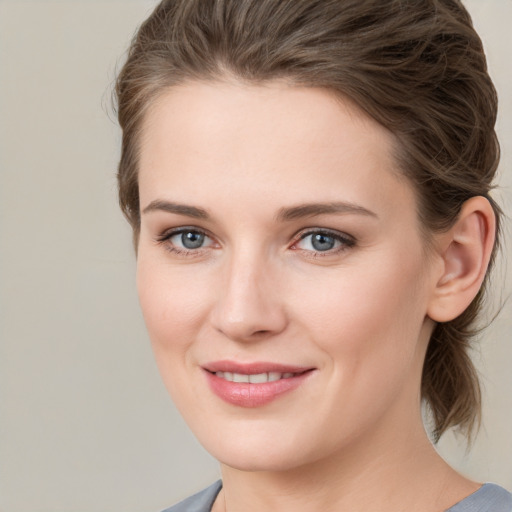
[115,0,501,441]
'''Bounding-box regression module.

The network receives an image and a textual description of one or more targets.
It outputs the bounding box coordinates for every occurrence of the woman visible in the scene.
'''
[115,1,512,510]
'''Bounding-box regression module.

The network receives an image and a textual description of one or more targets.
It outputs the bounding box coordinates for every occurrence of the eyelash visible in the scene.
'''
[154,227,356,257]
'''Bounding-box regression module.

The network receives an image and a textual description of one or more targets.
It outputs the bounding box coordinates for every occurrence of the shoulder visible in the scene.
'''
[446,483,512,512]
[161,481,223,512]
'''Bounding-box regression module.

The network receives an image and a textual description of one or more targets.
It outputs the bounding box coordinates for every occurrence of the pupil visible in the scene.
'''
[312,234,335,251]
[182,231,204,249]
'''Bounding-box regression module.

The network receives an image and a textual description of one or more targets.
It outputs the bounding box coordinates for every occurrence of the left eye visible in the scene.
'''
[168,230,214,250]
[295,231,352,252]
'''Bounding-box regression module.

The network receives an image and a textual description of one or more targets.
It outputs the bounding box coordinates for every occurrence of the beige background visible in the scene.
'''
[0,1,510,511]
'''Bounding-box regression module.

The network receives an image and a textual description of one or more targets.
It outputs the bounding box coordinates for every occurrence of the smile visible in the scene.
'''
[203,362,315,407]
[213,371,297,383]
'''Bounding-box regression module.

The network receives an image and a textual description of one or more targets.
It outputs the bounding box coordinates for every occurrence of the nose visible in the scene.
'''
[210,250,288,342]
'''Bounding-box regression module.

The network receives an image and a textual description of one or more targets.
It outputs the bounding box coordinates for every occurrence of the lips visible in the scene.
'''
[202,360,315,407]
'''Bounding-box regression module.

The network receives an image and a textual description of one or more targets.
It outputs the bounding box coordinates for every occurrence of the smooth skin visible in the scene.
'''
[136,80,495,512]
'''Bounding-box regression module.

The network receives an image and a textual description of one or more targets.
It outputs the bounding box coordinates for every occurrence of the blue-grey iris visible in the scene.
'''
[182,231,205,249]
[311,233,336,251]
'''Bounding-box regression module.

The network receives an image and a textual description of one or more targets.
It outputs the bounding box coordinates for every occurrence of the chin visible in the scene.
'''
[216,446,311,473]
[194,421,326,473]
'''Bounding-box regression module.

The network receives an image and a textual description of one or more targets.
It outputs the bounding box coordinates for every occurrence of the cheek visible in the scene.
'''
[282,260,429,447]
[136,256,210,352]
[136,256,211,412]
[289,252,429,373]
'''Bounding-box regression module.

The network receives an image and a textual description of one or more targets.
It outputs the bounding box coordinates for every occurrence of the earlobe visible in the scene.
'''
[427,196,496,323]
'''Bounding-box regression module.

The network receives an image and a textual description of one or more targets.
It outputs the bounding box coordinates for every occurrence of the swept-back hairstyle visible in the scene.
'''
[115,0,501,441]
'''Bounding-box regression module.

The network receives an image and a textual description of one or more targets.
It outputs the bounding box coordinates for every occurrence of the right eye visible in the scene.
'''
[156,228,216,254]
[171,230,209,249]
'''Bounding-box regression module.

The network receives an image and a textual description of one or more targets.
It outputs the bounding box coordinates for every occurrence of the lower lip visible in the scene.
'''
[204,370,313,407]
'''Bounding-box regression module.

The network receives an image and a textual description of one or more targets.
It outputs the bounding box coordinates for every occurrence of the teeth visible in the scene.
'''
[233,373,249,383]
[215,371,297,383]
[249,373,268,384]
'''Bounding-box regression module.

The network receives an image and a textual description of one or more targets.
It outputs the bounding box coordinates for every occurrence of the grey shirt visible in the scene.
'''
[162,480,512,512]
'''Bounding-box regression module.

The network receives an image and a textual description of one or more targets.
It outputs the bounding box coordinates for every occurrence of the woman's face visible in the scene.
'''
[137,80,439,471]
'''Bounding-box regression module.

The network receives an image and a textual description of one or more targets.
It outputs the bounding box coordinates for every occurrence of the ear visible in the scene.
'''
[427,196,496,323]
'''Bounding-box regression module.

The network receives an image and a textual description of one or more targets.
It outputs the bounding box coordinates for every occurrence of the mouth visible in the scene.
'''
[211,370,306,383]
[202,361,315,407]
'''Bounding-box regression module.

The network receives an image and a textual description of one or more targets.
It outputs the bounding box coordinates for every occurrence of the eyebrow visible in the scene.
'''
[276,202,378,222]
[141,199,377,222]
[142,200,209,219]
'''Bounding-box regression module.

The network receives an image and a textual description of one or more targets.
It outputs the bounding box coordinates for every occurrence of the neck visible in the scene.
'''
[215,418,477,512]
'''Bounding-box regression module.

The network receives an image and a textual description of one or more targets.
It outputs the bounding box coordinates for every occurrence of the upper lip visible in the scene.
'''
[202,360,314,374]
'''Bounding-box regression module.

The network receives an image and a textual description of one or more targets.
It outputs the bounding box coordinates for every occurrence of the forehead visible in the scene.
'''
[140,79,395,164]
[138,80,414,219]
